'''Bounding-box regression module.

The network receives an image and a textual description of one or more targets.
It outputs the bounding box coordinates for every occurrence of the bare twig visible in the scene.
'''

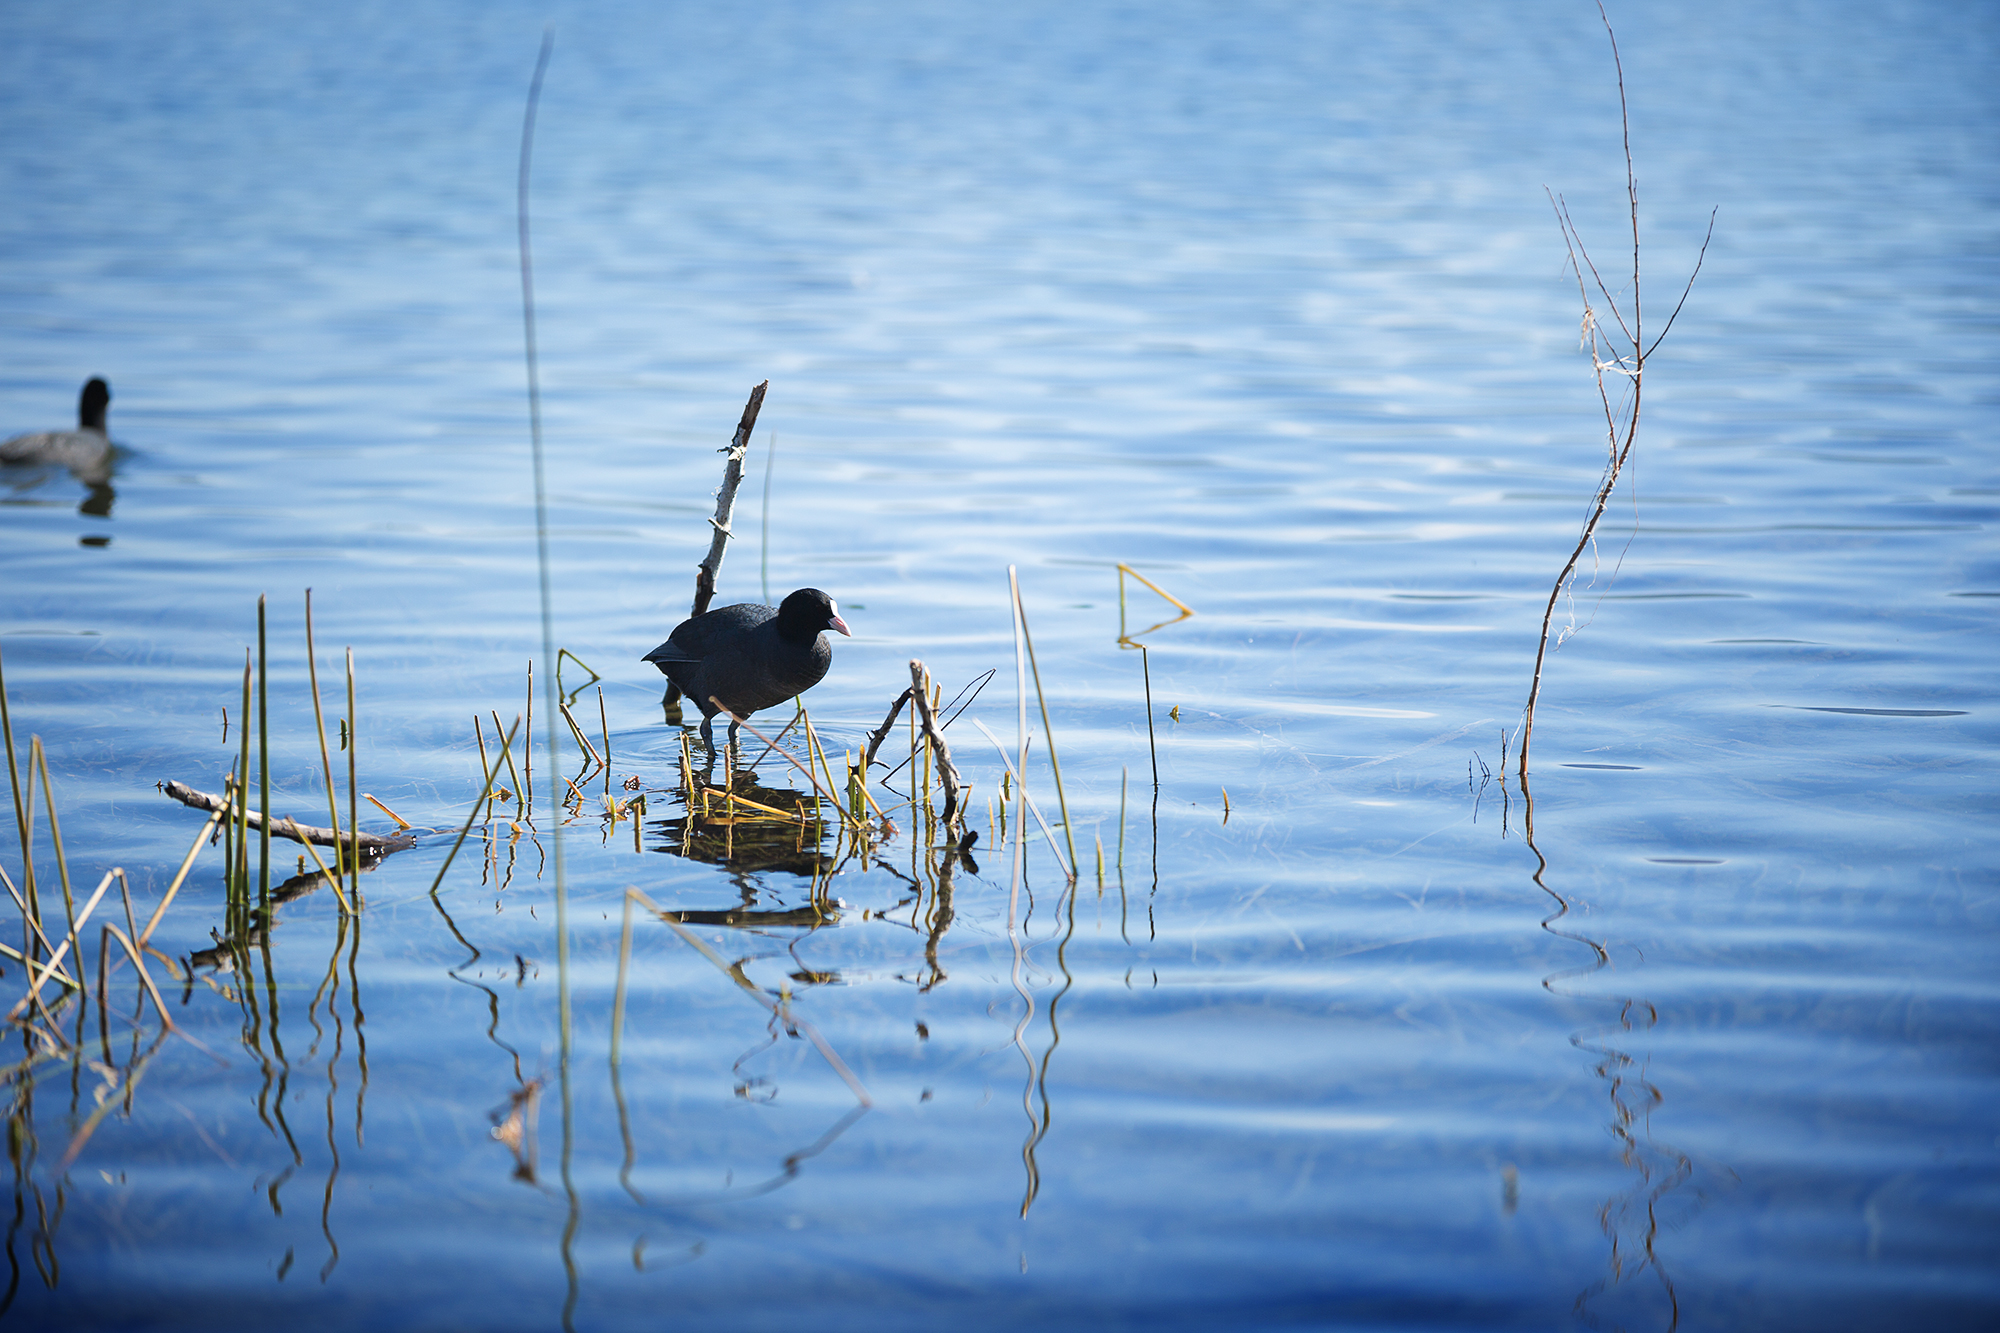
[1518,3,1710,781]
[863,688,915,770]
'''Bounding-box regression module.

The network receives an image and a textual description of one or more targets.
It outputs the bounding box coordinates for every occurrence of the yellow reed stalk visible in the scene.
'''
[305,589,347,881]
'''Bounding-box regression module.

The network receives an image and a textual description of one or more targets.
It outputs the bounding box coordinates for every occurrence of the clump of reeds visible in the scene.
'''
[0,589,447,1169]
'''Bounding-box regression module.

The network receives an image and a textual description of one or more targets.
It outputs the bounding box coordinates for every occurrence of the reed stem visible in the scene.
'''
[257,593,271,906]
[306,590,347,883]
[346,648,359,906]
[1012,576,1077,874]
[1108,776,1121,884]
[1140,644,1158,789]
[474,715,493,821]
[0,645,37,961]
[32,739,81,994]
[428,720,519,897]
[237,650,252,902]
[598,686,612,797]
[610,889,635,1067]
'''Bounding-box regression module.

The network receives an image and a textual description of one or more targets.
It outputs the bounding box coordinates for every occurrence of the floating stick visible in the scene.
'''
[159,783,408,856]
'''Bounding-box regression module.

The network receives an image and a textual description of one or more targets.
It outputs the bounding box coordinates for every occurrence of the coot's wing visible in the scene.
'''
[642,639,696,665]
[646,603,776,664]
[1,431,58,463]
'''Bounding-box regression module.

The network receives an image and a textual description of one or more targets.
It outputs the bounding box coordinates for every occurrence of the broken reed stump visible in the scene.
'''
[161,780,414,856]
[861,663,969,836]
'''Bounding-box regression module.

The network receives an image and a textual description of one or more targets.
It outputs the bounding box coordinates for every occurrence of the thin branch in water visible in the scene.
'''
[1518,6,1711,781]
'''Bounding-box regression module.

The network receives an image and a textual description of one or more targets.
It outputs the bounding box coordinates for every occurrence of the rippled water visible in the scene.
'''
[2,1,1996,1328]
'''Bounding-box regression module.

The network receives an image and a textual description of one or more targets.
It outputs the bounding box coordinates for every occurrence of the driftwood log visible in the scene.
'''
[161,781,415,855]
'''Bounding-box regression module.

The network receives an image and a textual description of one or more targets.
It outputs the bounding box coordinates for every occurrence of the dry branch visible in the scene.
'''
[161,781,413,855]
[1516,3,1711,780]
[909,661,969,833]
[691,381,769,619]
[863,688,914,770]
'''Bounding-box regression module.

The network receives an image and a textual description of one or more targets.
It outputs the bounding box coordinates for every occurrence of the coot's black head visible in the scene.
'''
[79,379,110,432]
[775,587,851,644]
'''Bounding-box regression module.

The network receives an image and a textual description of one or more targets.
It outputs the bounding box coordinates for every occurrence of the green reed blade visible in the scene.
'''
[0,644,36,955]
[257,594,270,906]
[346,648,359,906]
[32,738,82,995]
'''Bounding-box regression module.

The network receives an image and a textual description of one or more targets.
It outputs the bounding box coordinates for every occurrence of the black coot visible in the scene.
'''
[643,587,851,750]
[1,378,113,483]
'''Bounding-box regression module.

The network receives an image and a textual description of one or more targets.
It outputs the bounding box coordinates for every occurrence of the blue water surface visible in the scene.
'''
[1,1,1995,1329]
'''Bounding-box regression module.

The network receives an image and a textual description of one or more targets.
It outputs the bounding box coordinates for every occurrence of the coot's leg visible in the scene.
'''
[726,717,743,764]
[699,714,716,753]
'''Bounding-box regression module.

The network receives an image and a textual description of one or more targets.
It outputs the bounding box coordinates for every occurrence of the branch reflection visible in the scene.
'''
[1516,766,1703,1331]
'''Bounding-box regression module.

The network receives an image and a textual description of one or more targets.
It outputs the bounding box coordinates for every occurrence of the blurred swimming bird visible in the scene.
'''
[1,378,114,484]
[643,587,850,752]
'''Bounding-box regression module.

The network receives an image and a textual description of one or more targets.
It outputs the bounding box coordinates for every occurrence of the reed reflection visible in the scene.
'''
[603,885,873,1242]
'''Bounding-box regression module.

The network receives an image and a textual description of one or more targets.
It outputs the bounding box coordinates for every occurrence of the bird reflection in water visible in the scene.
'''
[647,762,836,885]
